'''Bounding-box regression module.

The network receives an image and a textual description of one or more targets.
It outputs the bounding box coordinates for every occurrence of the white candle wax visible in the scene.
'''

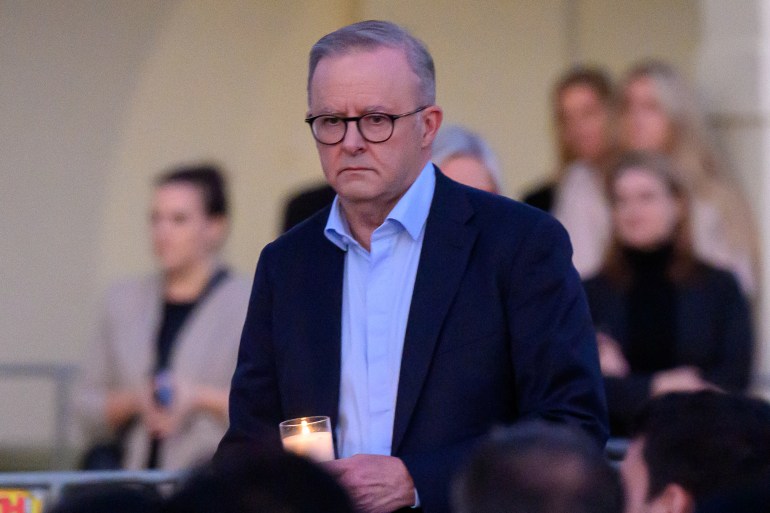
[281,430,335,462]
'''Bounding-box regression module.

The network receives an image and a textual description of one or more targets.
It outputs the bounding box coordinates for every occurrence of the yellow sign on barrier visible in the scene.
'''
[0,489,44,513]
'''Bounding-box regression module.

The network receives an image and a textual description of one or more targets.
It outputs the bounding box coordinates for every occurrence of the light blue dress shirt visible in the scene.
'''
[324,162,435,459]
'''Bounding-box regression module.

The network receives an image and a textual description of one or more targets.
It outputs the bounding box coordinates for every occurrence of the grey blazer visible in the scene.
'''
[75,271,250,470]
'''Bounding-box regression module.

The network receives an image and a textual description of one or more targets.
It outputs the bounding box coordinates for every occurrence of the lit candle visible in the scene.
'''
[279,417,335,462]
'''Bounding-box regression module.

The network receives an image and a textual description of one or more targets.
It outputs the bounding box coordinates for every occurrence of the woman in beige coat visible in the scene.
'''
[76,164,250,470]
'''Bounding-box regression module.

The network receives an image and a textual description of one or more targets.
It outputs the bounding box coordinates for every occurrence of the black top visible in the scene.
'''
[624,246,677,373]
[153,268,230,373]
[148,299,196,469]
[155,301,195,372]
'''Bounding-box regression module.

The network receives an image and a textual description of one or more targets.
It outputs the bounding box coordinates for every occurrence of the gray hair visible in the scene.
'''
[307,20,435,105]
[432,124,503,192]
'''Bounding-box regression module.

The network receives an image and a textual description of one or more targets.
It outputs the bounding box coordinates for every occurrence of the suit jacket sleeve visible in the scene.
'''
[505,212,608,444]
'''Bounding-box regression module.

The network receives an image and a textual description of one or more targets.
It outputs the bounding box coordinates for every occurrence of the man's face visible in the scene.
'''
[308,46,440,209]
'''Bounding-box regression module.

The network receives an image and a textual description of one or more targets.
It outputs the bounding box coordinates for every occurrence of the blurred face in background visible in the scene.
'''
[151,183,224,274]
[612,167,681,251]
[620,77,671,152]
[439,155,499,194]
[557,83,611,165]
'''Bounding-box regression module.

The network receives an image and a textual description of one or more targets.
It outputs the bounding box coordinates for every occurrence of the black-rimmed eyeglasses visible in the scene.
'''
[305,106,429,145]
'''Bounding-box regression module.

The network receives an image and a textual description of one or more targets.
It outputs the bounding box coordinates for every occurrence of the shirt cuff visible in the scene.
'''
[412,488,420,508]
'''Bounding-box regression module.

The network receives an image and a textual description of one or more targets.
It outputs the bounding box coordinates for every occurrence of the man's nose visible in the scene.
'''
[340,119,365,152]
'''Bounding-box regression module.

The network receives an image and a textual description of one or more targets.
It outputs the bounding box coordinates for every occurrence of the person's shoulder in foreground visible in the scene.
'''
[169,448,355,513]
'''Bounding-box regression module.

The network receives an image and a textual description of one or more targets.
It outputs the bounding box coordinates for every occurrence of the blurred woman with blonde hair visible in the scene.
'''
[619,59,759,296]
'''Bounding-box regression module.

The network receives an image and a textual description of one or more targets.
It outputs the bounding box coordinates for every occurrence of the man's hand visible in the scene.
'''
[323,454,416,513]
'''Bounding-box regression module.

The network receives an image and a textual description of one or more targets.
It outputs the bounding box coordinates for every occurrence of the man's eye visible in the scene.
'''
[320,117,342,127]
[365,114,388,125]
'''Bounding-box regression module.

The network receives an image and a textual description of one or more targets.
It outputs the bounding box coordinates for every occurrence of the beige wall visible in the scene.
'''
[4,0,763,452]
[576,0,699,77]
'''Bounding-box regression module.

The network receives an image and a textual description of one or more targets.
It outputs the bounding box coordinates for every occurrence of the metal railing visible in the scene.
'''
[0,470,185,505]
[1,361,769,472]
[0,363,77,469]
[605,437,629,464]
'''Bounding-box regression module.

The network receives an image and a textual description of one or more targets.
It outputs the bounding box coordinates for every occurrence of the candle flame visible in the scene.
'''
[301,419,310,435]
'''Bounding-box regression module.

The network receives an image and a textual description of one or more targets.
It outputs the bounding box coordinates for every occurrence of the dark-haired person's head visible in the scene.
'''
[622,391,770,513]
[156,164,228,218]
[151,163,230,274]
[165,450,354,513]
[47,484,163,513]
[453,421,623,513]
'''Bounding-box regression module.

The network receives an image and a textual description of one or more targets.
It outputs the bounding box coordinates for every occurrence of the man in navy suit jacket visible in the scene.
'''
[218,20,607,513]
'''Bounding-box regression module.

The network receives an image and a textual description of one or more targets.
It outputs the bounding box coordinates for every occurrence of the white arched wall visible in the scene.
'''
[0,1,178,449]
[100,0,349,282]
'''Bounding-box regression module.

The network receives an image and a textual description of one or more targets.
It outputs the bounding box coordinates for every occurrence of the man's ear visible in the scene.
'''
[420,105,443,148]
[654,483,696,513]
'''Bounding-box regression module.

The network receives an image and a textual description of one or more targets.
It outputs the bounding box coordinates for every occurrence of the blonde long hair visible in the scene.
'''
[619,60,759,291]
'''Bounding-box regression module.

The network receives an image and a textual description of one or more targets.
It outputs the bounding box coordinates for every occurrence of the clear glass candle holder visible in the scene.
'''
[279,415,335,462]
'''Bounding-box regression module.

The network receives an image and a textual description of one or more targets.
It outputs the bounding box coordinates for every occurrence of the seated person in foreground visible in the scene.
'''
[47,484,162,513]
[75,164,250,469]
[583,152,753,435]
[453,421,623,513]
[165,449,354,513]
[621,391,770,513]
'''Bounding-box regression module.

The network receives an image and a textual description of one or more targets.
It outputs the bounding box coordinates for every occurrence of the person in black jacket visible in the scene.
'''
[583,152,753,436]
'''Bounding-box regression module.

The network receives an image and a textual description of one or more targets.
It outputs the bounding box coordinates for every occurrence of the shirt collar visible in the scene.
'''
[324,162,436,250]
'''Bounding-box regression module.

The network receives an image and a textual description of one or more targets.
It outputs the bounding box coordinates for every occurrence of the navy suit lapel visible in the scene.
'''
[290,211,345,430]
[391,171,477,453]
[313,236,344,429]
